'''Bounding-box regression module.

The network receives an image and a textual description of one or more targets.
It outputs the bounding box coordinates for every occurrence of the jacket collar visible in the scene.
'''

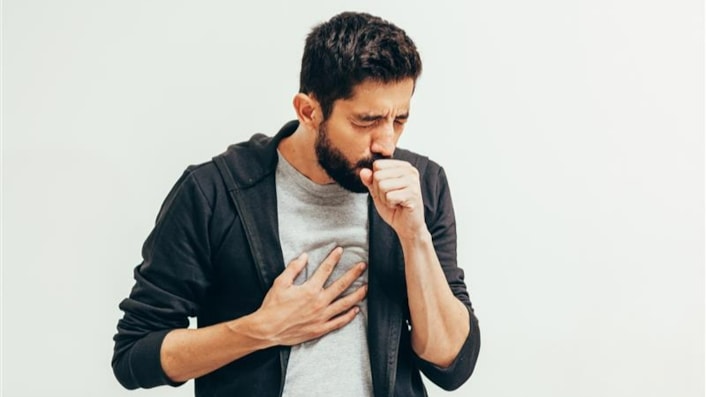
[218,119,299,190]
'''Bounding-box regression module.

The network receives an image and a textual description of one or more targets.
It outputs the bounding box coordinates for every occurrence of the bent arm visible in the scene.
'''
[160,248,367,383]
[159,313,272,383]
[113,304,273,389]
[361,158,481,390]
[403,164,480,390]
[112,171,367,389]
[401,232,470,367]
[112,170,217,389]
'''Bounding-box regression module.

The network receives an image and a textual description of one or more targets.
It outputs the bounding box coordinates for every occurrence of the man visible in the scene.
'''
[113,11,480,397]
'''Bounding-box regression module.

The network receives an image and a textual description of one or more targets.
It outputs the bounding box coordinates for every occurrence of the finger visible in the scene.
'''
[359,168,374,191]
[369,176,402,208]
[371,166,410,181]
[371,178,382,202]
[323,261,367,301]
[321,306,360,334]
[277,252,308,286]
[308,247,343,288]
[376,177,409,196]
[364,168,383,202]
[325,284,368,318]
[369,164,416,203]
[372,159,411,171]
[383,189,420,209]
[375,171,420,205]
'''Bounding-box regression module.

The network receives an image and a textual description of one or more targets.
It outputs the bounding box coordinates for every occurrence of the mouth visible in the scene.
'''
[371,153,391,162]
[356,153,392,170]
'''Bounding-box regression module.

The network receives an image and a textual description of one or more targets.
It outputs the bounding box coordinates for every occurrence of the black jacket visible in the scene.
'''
[112,120,480,397]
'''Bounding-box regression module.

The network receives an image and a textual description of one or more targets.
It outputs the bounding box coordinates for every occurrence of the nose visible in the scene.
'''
[371,122,396,158]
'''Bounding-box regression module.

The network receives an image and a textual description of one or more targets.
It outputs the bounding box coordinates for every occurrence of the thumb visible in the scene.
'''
[359,168,374,192]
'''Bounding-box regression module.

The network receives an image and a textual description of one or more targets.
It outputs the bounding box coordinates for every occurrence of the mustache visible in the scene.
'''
[355,153,392,169]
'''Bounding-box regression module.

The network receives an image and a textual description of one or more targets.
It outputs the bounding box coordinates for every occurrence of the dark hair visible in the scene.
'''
[299,12,423,120]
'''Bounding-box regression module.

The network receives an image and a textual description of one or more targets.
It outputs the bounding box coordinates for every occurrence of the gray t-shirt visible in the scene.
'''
[276,151,373,397]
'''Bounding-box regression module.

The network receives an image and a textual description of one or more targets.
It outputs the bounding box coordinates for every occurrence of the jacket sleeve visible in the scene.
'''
[412,166,481,390]
[112,169,213,389]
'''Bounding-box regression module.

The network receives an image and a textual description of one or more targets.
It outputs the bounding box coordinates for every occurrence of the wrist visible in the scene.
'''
[397,227,432,246]
[226,311,277,350]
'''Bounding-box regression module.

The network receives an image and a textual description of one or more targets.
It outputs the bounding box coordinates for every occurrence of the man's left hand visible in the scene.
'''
[360,159,426,240]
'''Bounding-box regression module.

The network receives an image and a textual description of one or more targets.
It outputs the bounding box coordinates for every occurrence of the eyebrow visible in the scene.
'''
[354,112,410,122]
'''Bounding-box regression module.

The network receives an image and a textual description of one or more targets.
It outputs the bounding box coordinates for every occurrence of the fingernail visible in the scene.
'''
[360,262,367,270]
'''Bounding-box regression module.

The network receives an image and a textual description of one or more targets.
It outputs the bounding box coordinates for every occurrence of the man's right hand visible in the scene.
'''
[161,247,367,383]
[253,247,368,346]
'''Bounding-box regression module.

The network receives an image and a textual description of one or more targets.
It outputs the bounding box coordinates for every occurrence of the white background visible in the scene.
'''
[2,1,703,396]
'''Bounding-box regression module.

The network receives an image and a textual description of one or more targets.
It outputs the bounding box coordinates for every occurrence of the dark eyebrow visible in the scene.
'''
[354,112,410,122]
[355,114,385,122]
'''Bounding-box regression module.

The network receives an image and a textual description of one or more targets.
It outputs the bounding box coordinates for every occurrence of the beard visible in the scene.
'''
[315,121,389,193]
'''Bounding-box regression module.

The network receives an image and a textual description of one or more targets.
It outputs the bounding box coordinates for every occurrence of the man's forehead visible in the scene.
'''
[335,79,415,115]
[347,78,416,97]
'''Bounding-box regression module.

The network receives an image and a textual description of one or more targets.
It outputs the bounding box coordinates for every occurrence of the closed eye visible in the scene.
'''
[351,114,409,129]
[353,119,381,129]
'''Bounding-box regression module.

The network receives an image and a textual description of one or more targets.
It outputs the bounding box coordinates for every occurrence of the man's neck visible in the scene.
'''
[277,124,333,185]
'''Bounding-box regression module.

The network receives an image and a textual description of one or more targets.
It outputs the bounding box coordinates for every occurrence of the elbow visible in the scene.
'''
[424,336,480,391]
[433,358,474,391]
[111,329,182,390]
[417,310,481,390]
[112,351,140,390]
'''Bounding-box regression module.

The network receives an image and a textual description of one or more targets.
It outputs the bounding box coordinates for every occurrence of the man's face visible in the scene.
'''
[314,78,415,193]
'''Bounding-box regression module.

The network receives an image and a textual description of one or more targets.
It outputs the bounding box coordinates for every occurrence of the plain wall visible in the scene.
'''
[2,1,703,396]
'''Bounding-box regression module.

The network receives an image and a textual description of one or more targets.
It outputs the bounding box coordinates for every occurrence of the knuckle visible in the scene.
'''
[307,327,321,340]
[303,284,319,298]
[326,261,336,272]
[337,278,351,291]
[330,318,346,331]
[317,323,332,336]
[312,300,326,311]
[329,284,343,298]
[320,260,335,273]
[354,283,366,294]
[338,283,353,297]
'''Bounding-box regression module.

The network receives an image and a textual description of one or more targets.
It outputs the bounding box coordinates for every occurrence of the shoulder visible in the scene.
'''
[181,161,224,201]
[212,132,280,189]
[182,131,277,194]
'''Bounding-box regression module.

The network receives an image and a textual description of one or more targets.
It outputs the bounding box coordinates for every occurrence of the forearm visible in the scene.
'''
[161,248,366,383]
[400,230,470,368]
[161,312,274,382]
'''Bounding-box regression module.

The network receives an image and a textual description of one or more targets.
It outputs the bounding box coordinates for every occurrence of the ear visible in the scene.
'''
[293,93,320,130]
